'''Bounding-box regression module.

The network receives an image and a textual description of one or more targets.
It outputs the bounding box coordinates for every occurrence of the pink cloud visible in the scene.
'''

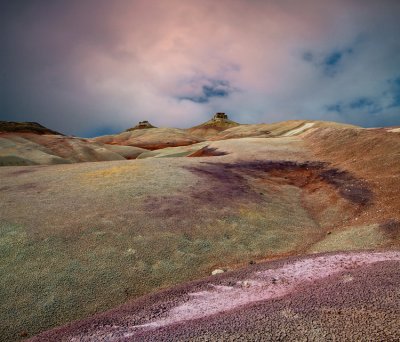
[2,0,400,135]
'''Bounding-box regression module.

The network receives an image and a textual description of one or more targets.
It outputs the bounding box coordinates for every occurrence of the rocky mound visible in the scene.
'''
[94,128,204,150]
[187,113,240,138]
[126,120,156,131]
[0,121,62,135]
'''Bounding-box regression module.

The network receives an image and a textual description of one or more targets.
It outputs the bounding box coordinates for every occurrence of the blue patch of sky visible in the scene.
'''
[349,97,374,109]
[326,97,382,115]
[350,97,382,114]
[83,126,121,138]
[387,76,400,108]
[322,48,354,76]
[325,75,400,115]
[302,51,314,62]
[324,51,342,67]
[326,103,343,113]
[178,79,233,104]
[302,45,355,77]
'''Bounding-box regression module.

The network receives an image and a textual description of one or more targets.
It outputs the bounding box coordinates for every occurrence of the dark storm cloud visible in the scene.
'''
[1,0,400,136]
[1,0,125,135]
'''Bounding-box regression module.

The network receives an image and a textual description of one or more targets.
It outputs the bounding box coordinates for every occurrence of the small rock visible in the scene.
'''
[211,269,225,276]
[126,248,136,255]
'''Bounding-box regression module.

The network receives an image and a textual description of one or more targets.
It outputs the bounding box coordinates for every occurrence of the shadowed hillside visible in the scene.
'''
[0,121,62,135]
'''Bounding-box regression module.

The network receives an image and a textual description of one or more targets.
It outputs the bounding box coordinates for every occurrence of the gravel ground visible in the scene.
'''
[30,250,400,341]
[1,131,399,340]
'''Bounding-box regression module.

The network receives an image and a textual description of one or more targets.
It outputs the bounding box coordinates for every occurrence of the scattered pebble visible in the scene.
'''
[211,269,225,276]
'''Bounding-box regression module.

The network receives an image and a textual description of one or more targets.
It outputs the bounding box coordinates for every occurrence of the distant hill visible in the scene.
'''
[94,127,203,150]
[0,118,362,166]
[0,121,62,135]
[211,120,359,140]
[0,121,148,166]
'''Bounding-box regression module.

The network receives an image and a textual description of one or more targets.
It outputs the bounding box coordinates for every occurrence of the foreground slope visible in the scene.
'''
[0,123,399,340]
[31,251,400,341]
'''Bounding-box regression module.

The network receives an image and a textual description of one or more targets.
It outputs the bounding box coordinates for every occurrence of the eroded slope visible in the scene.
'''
[93,128,203,150]
[0,125,399,340]
[0,133,148,166]
[30,251,400,341]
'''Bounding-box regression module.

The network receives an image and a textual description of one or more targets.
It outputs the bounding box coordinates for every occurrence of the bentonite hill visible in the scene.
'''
[0,114,399,341]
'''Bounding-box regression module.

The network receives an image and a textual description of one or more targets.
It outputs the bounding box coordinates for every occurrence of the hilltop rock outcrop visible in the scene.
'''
[126,120,156,131]
[187,113,240,138]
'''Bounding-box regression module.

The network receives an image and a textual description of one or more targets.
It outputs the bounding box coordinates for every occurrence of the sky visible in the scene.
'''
[1,0,400,137]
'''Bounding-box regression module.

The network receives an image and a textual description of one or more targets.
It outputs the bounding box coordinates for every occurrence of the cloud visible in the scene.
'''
[177,79,236,103]
[1,0,400,136]
[326,97,382,115]
[324,74,400,126]
[302,42,358,77]
[387,76,400,108]
[349,98,376,111]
